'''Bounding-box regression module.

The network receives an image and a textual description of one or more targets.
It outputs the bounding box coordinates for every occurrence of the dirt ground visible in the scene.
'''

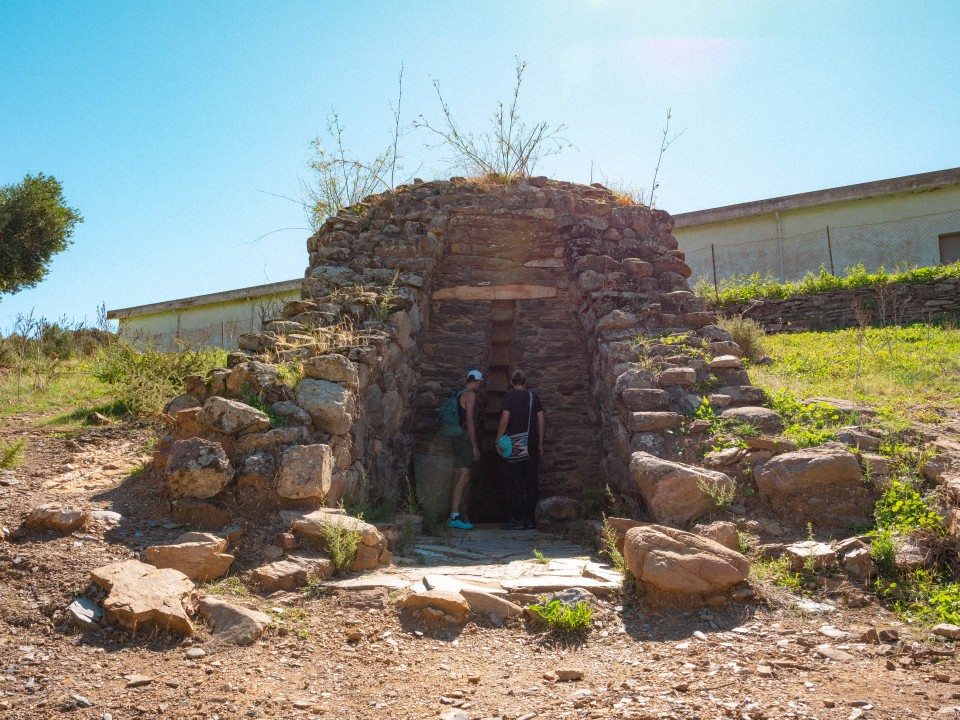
[1,416,959,720]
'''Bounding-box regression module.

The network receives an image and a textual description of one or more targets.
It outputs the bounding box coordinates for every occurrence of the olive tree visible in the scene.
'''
[0,173,83,294]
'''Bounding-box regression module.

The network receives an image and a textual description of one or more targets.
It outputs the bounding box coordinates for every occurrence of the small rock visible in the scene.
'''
[71,694,93,708]
[755,665,775,678]
[68,597,105,630]
[815,644,854,661]
[23,504,89,532]
[124,675,153,688]
[933,624,960,640]
[555,668,584,681]
[185,648,206,659]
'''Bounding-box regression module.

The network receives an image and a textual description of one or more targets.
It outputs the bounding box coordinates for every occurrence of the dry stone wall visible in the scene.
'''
[718,277,960,332]
[156,175,776,526]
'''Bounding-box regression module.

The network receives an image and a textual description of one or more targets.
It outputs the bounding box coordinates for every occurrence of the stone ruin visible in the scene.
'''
[141,175,913,614]
[155,177,742,518]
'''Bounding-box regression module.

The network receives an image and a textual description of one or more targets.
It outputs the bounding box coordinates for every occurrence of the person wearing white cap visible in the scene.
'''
[448,369,483,530]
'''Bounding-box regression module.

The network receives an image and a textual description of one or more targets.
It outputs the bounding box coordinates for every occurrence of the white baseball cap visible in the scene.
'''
[466,370,483,381]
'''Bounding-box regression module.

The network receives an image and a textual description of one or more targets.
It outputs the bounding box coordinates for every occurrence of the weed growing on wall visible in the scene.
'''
[319,516,363,575]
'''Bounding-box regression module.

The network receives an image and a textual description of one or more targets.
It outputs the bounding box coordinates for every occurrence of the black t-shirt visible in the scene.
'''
[501,389,543,444]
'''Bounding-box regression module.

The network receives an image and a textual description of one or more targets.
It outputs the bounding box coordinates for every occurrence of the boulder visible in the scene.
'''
[708,355,742,369]
[843,547,876,579]
[302,354,359,388]
[269,401,312,427]
[236,451,277,489]
[754,442,872,530]
[285,509,385,548]
[90,560,196,635]
[163,393,202,416]
[235,426,314,455]
[656,368,696,387]
[198,396,270,436]
[784,541,836,572]
[223,361,280,398]
[719,406,784,434]
[459,588,523,618]
[623,524,751,601]
[400,590,470,624]
[250,554,334,591]
[144,532,235,581]
[535,496,578,529]
[627,412,683,432]
[23,504,88,532]
[295,379,357,435]
[197,597,271,646]
[275,444,333,500]
[692,521,740,551]
[165,438,234,500]
[630,452,735,526]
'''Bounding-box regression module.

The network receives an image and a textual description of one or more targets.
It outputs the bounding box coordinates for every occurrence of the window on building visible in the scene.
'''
[939,232,960,264]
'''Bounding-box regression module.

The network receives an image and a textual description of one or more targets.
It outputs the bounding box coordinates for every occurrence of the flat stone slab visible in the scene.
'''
[324,575,410,591]
[90,560,195,635]
[499,576,619,596]
[197,596,271,646]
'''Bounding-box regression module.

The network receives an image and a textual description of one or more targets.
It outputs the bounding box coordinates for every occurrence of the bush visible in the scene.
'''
[716,316,767,362]
[528,598,593,634]
[319,517,362,575]
[93,339,226,417]
[765,390,844,447]
[0,438,26,470]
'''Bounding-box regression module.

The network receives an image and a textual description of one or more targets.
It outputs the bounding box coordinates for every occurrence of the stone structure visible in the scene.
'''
[717,275,960,333]
[156,176,779,527]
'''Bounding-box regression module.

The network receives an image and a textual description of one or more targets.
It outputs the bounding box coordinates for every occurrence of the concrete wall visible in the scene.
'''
[675,177,960,283]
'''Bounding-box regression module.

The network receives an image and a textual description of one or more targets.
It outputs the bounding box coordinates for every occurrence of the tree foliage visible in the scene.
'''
[0,174,83,294]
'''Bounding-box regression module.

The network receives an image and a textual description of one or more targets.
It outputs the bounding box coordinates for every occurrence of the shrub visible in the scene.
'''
[93,339,226,417]
[716,315,767,362]
[697,477,737,511]
[0,438,26,470]
[319,517,362,574]
[528,598,593,634]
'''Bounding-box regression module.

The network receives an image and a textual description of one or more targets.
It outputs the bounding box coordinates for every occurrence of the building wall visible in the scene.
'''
[117,289,300,350]
[675,184,960,282]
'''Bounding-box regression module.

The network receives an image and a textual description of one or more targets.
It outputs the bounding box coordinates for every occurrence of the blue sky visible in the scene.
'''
[2,1,959,331]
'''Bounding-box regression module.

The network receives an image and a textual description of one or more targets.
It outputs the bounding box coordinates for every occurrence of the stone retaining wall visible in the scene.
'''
[718,277,960,332]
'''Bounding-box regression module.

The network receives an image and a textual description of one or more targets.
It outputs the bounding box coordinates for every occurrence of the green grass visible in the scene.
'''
[752,321,960,427]
[0,357,114,417]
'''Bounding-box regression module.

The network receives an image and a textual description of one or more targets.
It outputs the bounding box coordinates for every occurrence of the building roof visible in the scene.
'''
[673,166,960,229]
[107,279,302,320]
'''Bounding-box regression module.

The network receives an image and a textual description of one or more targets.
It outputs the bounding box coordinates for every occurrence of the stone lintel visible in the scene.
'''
[432,285,558,302]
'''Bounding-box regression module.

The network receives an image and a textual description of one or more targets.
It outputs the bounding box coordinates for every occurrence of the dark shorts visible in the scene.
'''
[452,433,474,469]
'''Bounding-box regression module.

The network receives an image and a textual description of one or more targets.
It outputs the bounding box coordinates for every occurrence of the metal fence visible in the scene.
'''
[685,208,960,288]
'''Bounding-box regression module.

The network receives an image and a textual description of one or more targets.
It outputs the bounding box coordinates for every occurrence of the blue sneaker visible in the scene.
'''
[448,517,473,530]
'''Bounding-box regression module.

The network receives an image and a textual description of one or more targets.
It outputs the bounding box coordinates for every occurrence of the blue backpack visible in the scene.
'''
[438,390,465,437]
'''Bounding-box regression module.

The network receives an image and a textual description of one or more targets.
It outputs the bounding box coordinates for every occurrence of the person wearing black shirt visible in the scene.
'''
[495,369,545,530]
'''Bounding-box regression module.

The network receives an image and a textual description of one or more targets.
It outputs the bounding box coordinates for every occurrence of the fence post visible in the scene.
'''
[221,321,225,349]
[710,244,719,301]
[826,226,835,275]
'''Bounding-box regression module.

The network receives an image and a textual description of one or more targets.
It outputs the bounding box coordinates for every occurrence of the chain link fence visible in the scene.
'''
[685,208,960,289]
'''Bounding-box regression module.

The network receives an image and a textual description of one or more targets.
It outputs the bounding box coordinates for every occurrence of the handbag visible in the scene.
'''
[505,392,533,463]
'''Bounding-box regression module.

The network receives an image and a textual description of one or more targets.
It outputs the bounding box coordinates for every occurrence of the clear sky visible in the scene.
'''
[2,1,959,331]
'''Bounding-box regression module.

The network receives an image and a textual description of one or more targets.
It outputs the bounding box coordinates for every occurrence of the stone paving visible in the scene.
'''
[325,525,622,595]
